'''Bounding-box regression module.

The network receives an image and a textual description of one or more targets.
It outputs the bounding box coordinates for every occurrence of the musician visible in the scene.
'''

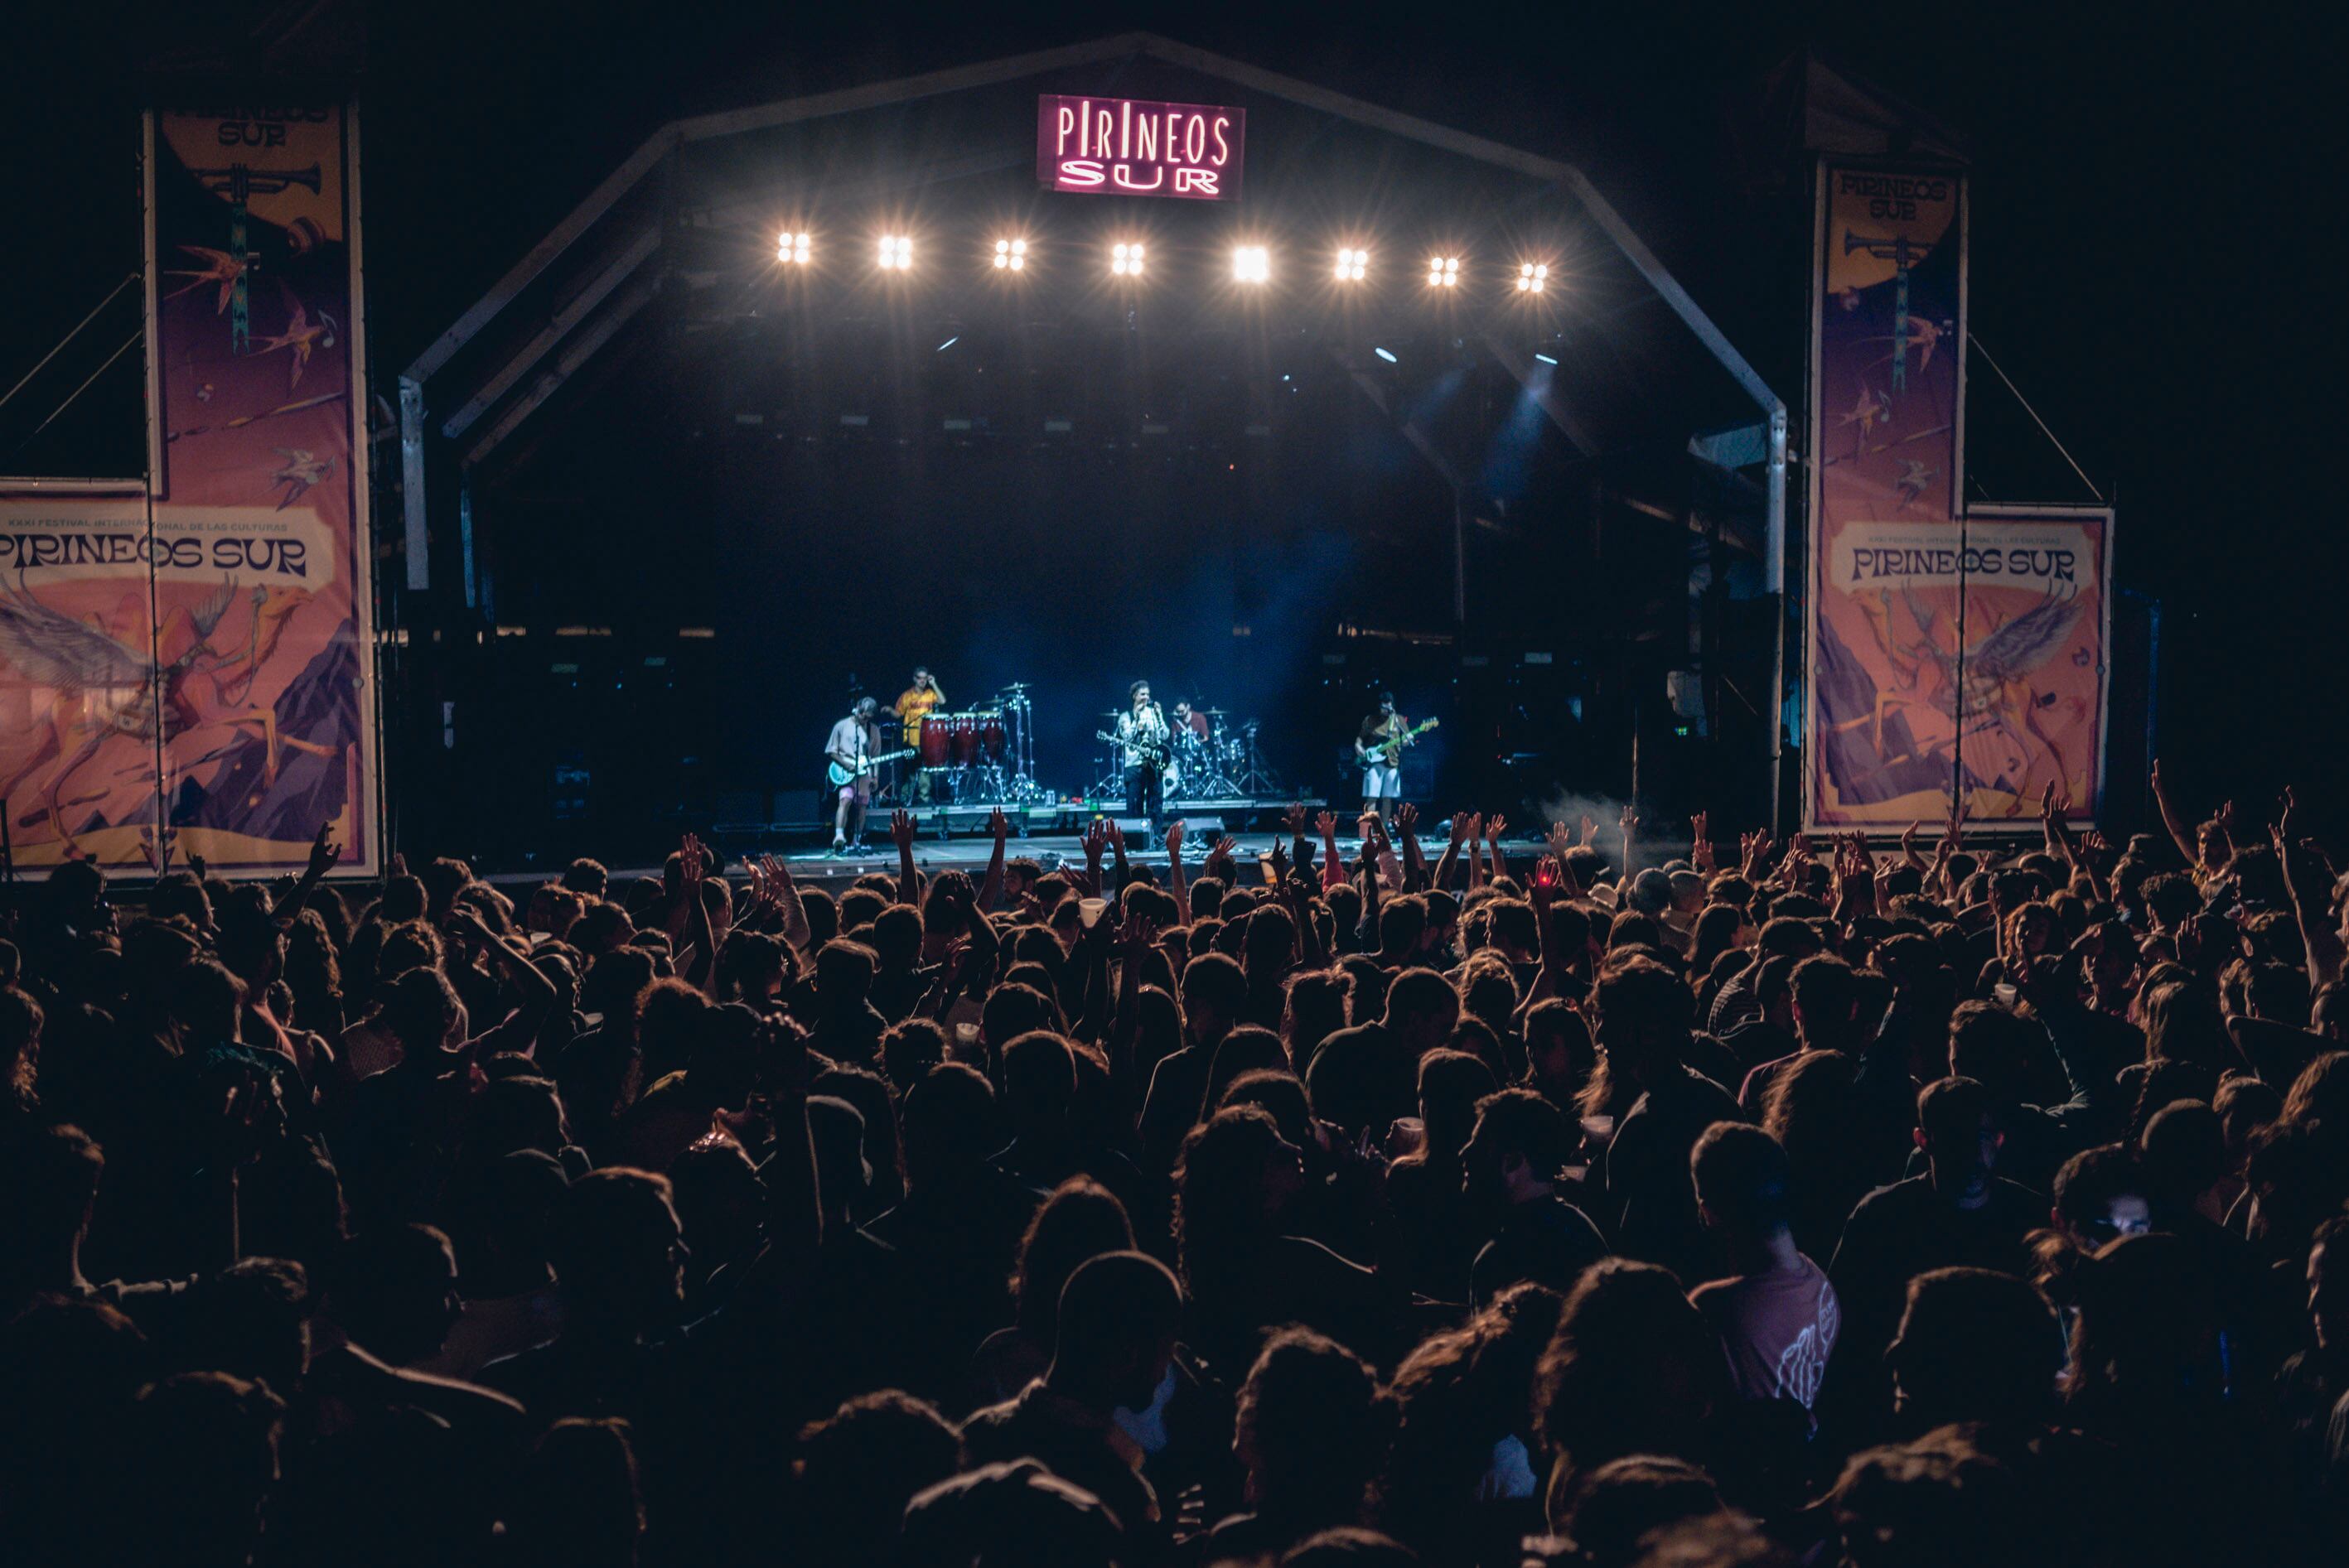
[1116,681,1171,829]
[892,667,945,801]
[892,667,945,747]
[827,697,885,854]
[1355,691,1409,818]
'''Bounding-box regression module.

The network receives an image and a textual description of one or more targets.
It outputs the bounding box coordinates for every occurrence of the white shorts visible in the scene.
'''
[1363,763,1401,799]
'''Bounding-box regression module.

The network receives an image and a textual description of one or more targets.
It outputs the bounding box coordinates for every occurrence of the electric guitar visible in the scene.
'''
[1097,727,1172,771]
[1361,717,1439,771]
[827,748,915,787]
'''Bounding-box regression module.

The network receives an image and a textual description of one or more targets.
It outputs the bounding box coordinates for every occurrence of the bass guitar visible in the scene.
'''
[828,748,916,788]
[1361,717,1439,771]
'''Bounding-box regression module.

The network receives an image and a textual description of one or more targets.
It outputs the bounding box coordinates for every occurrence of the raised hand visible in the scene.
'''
[1579,813,1599,847]
[1268,836,1290,882]
[1283,803,1308,837]
[1486,813,1508,845]
[1106,820,1128,855]
[679,833,706,890]
[1396,802,1419,837]
[1316,810,1339,840]
[1689,811,1714,875]
[1119,913,1159,962]
[1083,819,1109,861]
[1530,855,1561,903]
[1461,812,1483,847]
[1208,837,1239,880]
[1452,813,1477,849]
[301,821,340,877]
[1619,804,1640,837]
[1166,820,1186,856]
[891,809,918,851]
[989,807,1009,842]
[1901,821,1922,866]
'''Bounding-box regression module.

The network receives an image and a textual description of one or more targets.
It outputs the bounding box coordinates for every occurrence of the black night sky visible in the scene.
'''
[5,1,2343,845]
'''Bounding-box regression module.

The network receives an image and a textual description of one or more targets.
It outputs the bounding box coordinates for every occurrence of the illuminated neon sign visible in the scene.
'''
[1037,95,1245,200]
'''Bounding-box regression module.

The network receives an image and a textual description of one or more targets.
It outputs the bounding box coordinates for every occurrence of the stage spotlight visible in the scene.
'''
[877,234,913,272]
[1233,245,1270,284]
[1516,261,1549,293]
[1335,247,1369,282]
[778,232,811,265]
[1427,255,1461,288]
[993,237,1027,272]
[1533,350,1559,365]
[1373,345,1398,364]
[1111,241,1145,277]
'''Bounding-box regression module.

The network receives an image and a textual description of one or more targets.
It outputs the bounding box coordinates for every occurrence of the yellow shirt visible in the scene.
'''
[897,684,945,745]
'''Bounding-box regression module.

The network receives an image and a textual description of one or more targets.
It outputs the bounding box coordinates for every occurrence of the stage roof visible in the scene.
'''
[398,31,1786,591]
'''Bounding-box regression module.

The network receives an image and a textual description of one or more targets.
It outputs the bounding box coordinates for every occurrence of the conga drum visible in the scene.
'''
[978,710,1007,762]
[948,712,979,766]
[919,715,952,766]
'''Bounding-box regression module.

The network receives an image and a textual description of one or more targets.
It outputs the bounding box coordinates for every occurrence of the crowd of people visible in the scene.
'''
[3,774,2347,1566]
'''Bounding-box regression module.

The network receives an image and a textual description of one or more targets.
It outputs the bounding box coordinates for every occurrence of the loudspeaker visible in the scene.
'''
[1114,818,1153,837]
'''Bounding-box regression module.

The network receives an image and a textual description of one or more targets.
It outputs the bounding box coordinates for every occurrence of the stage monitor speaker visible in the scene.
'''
[771,789,819,826]
[1114,818,1153,837]
[1176,815,1225,837]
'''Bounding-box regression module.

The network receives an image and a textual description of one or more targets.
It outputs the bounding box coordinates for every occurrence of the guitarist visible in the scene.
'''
[1115,681,1172,832]
[1355,692,1412,821]
[826,697,887,855]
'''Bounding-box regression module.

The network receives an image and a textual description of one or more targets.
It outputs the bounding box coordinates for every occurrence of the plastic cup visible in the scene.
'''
[1079,897,1109,929]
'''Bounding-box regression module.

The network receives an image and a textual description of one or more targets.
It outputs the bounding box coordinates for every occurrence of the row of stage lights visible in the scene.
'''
[782,232,1552,292]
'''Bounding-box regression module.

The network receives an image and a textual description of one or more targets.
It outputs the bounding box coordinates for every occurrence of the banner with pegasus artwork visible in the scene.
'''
[1810,509,2111,826]
[1803,158,2114,827]
[0,107,377,872]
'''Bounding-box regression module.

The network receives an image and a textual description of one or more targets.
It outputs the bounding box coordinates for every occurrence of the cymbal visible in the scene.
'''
[1204,708,1228,716]
[997,683,1030,692]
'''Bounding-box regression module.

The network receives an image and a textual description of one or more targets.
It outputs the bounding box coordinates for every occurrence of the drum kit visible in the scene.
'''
[1092,706,1261,799]
[910,684,1048,805]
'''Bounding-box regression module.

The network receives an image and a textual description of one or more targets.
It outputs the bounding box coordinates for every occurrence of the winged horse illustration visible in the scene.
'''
[1860,581,2086,804]
[0,577,316,858]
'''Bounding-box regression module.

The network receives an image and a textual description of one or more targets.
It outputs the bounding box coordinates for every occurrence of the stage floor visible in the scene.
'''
[773,829,1287,894]
[481,824,1559,897]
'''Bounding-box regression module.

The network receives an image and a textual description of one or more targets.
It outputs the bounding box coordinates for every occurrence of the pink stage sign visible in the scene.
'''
[1037,95,1244,200]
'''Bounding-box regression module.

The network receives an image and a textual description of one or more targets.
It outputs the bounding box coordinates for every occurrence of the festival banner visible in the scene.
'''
[1806,165,1989,825]
[0,109,376,872]
[1810,509,2111,826]
[147,105,375,873]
